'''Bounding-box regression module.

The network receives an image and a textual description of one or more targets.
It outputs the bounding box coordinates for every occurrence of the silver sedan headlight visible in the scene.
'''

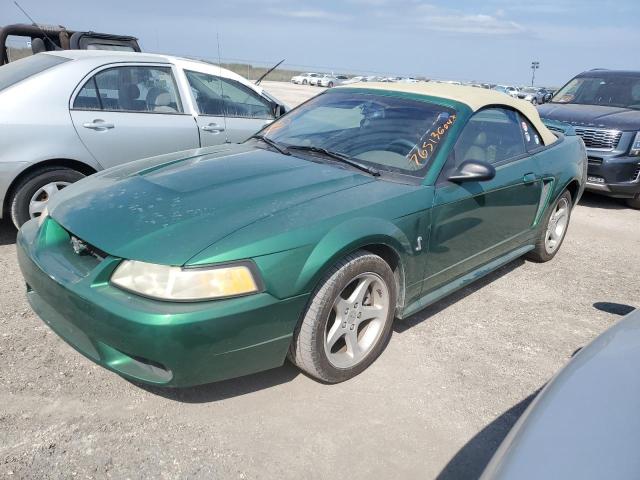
[111,260,260,301]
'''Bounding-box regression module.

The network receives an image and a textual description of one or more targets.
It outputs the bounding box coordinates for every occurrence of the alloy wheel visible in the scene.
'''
[29,181,70,218]
[323,272,390,369]
[545,197,569,254]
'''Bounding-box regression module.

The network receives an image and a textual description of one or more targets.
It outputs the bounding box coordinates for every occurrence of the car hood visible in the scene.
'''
[482,308,640,480]
[49,144,375,265]
[538,103,640,131]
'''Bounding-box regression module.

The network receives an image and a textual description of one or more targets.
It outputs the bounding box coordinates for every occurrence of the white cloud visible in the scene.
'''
[268,8,351,21]
[422,13,525,35]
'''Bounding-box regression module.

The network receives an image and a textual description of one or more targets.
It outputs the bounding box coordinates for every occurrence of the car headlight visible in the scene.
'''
[111,260,261,301]
[630,132,640,156]
[38,207,49,227]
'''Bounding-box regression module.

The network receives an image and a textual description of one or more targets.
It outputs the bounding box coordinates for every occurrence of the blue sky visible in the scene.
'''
[2,0,639,86]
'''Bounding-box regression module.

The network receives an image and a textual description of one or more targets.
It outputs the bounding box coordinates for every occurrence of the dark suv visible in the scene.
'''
[538,70,640,208]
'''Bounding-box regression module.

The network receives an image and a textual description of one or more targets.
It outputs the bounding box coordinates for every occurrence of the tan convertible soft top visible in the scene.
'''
[339,82,557,145]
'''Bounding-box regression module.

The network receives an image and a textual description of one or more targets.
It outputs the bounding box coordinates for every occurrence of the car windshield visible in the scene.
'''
[522,87,538,93]
[552,74,640,109]
[259,91,457,176]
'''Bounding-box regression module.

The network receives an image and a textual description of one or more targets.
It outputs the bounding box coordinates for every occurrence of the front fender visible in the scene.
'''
[296,216,413,294]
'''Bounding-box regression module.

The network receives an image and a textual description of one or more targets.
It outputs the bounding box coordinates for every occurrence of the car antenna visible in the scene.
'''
[13,1,60,50]
[255,59,285,86]
[216,33,230,144]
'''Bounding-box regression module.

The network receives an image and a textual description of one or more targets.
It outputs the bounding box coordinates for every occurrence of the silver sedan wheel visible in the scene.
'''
[545,197,569,254]
[324,272,390,369]
[29,181,70,218]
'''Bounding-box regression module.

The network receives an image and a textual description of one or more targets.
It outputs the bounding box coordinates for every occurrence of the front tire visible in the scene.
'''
[531,98,538,105]
[328,82,334,88]
[289,251,397,383]
[526,190,572,262]
[10,167,85,228]
[626,195,640,209]
[302,79,308,85]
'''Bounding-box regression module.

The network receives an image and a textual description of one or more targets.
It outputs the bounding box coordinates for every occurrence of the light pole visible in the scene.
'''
[531,61,540,86]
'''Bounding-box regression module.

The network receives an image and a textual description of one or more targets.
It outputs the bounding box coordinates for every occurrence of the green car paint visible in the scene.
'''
[16,89,587,387]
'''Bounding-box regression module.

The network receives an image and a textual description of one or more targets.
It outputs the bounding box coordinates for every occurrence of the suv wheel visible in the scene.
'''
[10,167,85,228]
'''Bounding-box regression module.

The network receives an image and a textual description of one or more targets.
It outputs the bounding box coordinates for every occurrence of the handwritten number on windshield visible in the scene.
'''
[409,114,456,167]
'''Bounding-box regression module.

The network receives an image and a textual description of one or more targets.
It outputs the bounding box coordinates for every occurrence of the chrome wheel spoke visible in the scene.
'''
[347,276,374,305]
[326,318,344,350]
[29,199,48,217]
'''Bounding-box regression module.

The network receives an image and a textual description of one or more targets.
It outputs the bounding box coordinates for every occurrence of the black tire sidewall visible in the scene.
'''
[10,168,85,228]
[309,255,397,382]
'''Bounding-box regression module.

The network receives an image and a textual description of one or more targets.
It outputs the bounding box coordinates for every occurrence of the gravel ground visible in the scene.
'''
[1,83,639,479]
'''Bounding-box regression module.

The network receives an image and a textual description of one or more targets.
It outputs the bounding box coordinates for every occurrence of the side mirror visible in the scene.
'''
[448,160,496,183]
[272,102,286,118]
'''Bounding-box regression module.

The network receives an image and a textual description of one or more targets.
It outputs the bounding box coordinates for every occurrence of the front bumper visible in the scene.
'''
[585,151,640,198]
[17,219,309,387]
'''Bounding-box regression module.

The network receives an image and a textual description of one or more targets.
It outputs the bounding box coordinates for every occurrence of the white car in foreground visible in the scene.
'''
[0,50,287,227]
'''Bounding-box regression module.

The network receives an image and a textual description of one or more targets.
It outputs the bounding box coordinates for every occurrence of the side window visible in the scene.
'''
[73,66,183,113]
[185,70,274,120]
[519,114,544,150]
[451,108,526,169]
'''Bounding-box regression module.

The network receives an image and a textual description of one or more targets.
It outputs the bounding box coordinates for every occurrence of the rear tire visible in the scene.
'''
[626,195,640,209]
[10,167,85,228]
[289,251,397,383]
[328,82,334,88]
[302,79,308,85]
[532,98,538,105]
[526,190,572,263]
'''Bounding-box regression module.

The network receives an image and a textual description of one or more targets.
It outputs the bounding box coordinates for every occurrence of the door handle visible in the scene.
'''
[523,173,537,184]
[82,120,114,130]
[202,123,225,133]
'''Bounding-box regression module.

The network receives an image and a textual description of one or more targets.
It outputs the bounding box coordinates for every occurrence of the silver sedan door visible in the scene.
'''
[70,64,200,169]
[184,69,275,145]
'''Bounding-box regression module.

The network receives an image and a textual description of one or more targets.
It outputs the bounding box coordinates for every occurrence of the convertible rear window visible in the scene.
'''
[0,53,70,92]
[261,91,457,176]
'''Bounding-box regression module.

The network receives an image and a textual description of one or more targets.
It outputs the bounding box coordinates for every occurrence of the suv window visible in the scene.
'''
[552,74,640,109]
[185,70,274,120]
[451,108,526,168]
[0,54,69,91]
[73,66,183,113]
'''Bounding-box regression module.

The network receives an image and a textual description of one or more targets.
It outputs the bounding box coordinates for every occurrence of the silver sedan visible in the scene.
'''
[0,51,287,227]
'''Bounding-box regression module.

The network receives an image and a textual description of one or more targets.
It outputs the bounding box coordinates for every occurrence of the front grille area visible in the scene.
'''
[574,127,622,150]
[588,156,603,166]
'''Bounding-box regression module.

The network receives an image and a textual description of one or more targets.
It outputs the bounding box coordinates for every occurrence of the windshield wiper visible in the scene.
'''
[287,145,380,177]
[250,134,290,155]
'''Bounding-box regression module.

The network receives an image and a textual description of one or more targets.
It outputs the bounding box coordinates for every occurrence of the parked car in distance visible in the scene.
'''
[0,51,287,228]
[538,69,640,208]
[309,74,325,86]
[493,85,520,98]
[17,83,586,388]
[342,75,365,85]
[482,307,640,480]
[318,74,350,88]
[517,87,549,105]
[291,72,320,85]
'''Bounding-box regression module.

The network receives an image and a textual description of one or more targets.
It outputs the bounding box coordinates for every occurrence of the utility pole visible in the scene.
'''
[531,61,540,86]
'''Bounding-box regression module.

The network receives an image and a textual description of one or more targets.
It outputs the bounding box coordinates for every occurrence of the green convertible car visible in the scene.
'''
[17,83,586,387]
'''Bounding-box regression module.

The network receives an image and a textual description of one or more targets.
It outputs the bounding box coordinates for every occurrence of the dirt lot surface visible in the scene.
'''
[1,83,639,479]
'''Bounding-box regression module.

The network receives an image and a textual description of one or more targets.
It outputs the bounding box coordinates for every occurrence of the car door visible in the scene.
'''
[184,70,275,146]
[423,107,543,292]
[70,64,200,169]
